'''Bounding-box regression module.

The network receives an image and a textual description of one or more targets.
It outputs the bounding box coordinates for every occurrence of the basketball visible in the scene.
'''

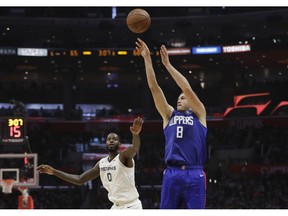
[126,8,151,33]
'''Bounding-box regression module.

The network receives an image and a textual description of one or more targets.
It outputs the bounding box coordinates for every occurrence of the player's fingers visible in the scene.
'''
[38,165,47,170]
[137,117,143,125]
[135,117,141,125]
[37,165,43,169]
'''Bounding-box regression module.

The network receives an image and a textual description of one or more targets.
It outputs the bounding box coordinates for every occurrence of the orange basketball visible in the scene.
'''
[126,8,151,33]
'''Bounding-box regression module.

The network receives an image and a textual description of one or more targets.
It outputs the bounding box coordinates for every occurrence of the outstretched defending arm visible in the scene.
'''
[37,162,100,186]
[121,117,143,160]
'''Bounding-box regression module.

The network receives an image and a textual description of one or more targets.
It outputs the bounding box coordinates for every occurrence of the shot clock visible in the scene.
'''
[0,117,26,144]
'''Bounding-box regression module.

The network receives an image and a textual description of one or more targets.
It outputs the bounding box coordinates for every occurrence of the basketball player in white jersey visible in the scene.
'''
[37,117,144,209]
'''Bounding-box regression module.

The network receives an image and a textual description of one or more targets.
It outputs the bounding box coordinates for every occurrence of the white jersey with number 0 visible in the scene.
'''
[99,154,139,204]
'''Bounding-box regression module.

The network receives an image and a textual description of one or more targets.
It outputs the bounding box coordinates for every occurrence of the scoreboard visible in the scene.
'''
[0,117,26,144]
[0,47,187,57]
[0,45,251,58]
[0,47,143,57]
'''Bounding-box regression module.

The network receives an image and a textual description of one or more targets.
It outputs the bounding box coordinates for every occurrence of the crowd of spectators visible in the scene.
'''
[1,119,287,209]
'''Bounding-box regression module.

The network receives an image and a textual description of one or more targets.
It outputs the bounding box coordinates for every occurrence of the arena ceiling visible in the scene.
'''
[1,7,288,86]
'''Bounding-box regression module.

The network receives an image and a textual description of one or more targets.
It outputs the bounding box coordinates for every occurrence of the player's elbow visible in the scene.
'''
[148,83,157,91]
[133,145,140,153]
[74,175,88,186]
[75,180,86,186]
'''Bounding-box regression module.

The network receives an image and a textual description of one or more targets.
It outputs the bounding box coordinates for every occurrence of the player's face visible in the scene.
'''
[106,133,120,153]
[177,93,190,111]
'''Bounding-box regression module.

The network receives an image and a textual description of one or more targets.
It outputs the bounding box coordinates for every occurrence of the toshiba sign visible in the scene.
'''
[222,45,251,53]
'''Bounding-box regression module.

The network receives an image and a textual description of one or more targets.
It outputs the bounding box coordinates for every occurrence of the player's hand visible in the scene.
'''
[130,117,143,135]
[135,38,150,58]
[160,45,170,67]
[37,164,55,175]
